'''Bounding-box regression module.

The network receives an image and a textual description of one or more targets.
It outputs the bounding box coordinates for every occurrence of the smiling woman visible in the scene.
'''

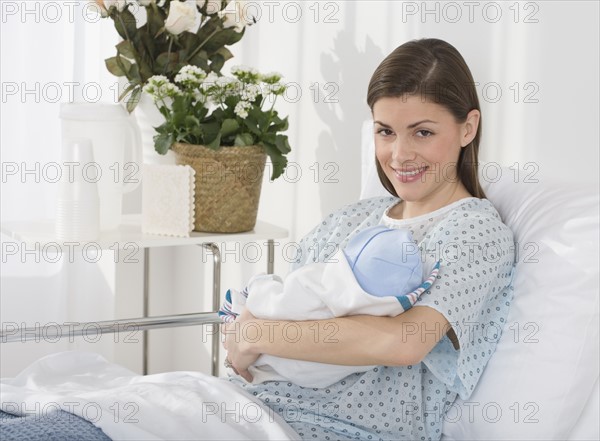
[368,38,486,212]
[373,96,480,219]
[221,38,516,440]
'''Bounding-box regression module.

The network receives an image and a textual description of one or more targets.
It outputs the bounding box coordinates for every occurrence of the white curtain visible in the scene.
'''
[1,1,121,375]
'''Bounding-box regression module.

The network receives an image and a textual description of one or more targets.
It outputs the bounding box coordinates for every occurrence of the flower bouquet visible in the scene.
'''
[142,64,291,232]
[143,64,290,180]
[94,0,252,111]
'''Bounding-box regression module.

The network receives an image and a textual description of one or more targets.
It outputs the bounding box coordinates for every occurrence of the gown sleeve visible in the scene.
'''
[414,204,516,400]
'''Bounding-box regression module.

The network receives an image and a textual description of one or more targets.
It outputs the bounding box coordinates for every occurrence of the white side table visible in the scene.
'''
[1,215,289,375]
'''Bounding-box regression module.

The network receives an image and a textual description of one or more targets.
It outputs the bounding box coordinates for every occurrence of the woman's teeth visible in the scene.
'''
[396,167,427,176]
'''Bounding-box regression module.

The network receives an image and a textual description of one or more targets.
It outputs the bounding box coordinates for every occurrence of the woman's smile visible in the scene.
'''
[392,165,429,182]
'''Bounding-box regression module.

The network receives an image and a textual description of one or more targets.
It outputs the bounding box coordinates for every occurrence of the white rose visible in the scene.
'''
[104,0,128,11]
[94,0,128,17]
[200,0,222,14]
[165,0,199,35]
[221,0,254,32]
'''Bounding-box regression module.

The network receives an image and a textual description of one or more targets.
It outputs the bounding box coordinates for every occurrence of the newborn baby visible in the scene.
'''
[219,225,440,388]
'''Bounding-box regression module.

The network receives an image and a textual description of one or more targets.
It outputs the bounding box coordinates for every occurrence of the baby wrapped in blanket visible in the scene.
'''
[219,225,440,388]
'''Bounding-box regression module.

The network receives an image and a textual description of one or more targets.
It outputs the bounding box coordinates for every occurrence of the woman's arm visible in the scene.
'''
[223,305,451,382]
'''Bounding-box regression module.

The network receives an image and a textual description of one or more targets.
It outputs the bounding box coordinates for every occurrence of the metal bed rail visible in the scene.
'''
[0,312,221,343]
[1,240,276,377]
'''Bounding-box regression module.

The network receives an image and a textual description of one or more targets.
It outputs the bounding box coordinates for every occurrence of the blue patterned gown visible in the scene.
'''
[227,196,515,441]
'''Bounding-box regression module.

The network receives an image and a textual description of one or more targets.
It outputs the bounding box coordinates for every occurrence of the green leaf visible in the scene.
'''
[209,53,225,73]
[196,15,223,40]
[200,122,220,145]
[248,107,271,131]
[128,63,141,82]
[118,83,138,102]
[189,50,210,71]
[134,32,155,81]
[146,2,165,37]
[270,156,288,180]
[242,115,261,136]
[180,32,201,56]
[234,133,254,146]
[156,51,179,72]
[115,55,133,78]
[154,132,174,154]
[116,40,136,59]
[171,98,189,127]
[203,29,239,52]
[125,87,142,113]
[105,57,127,77]
[275,135,291,154]
[221,118,239,137]
[185,115,200,129]
[216,47,233,62]
[269,115,289,132]
[207,133,222,149]
[114,9,138,40]
[260,142,288,180]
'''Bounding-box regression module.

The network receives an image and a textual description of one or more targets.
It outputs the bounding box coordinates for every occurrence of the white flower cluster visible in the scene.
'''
[240,83,260,102]
[143,75,182,102]
[231,65,261,84]
[206,76,238,103]
[175,65,207,88]
[142,65,287,121]
[264,82,286,96]
[261,72,282,84]
[234,100,252,119]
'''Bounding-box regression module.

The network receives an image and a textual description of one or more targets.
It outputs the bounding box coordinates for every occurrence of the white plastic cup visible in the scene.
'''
[55,138,100,242]
[60,102,142,231]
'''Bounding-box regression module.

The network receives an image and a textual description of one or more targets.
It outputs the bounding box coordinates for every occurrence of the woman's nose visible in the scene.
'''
[390,138,416,162]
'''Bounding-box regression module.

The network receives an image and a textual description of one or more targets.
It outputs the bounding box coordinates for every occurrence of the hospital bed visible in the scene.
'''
[1,124,598,440]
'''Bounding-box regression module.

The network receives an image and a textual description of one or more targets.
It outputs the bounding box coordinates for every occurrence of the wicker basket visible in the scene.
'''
[172,143,267,233]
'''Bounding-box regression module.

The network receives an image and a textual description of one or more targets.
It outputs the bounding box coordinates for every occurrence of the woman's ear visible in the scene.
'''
[461,109,480,147]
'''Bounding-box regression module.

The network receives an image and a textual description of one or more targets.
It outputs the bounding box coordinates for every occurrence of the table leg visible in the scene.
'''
[267,239,274,274]
[201,243,221,376]
[143,248,150,375]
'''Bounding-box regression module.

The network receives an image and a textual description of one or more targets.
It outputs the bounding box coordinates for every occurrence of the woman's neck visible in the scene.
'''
[390,183,473,220]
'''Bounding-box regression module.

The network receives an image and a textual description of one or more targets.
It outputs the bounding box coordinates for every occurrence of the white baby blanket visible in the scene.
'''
[233,251,437,388]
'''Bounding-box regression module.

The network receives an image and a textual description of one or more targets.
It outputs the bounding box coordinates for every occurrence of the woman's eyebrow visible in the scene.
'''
[407,119,437,129]
[374,119,438,129]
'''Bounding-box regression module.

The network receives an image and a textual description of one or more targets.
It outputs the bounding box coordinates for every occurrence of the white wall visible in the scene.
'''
[1,1,598,376]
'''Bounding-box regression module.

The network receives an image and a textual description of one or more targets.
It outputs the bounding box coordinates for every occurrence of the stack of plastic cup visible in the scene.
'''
[55,138,100,242]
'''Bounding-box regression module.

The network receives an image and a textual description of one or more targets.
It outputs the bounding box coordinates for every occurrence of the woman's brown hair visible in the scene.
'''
[367,38,486,199]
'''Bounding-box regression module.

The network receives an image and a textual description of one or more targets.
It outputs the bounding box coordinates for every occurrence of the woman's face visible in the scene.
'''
[373,95,479,210]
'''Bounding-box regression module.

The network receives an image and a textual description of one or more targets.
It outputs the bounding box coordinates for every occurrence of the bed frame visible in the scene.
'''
[0,240,277,376]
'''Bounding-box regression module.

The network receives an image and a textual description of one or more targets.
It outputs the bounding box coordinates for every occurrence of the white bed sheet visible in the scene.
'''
[0,351,301,441]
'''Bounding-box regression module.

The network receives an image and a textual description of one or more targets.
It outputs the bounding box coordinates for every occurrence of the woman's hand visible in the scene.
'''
[222,307,260,382]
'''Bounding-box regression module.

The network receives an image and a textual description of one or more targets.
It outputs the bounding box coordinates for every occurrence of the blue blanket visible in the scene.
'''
[0,410,111,441]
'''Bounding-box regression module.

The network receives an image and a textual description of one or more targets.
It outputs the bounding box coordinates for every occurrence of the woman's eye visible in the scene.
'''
[376,128,394,136]
[416,129,433,137]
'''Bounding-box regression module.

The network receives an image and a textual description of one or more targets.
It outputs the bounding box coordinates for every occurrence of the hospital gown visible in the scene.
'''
[227,196,516,441]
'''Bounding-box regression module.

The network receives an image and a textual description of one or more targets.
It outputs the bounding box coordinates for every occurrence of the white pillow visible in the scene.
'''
[359,124,599,439]
[441,168,599,440]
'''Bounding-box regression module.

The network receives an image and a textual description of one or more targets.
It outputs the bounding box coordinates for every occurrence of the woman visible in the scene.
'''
[223,38,515,440]
[0,38,514,441]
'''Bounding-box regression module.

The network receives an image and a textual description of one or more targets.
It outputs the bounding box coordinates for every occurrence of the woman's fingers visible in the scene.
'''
[237,367,253,382]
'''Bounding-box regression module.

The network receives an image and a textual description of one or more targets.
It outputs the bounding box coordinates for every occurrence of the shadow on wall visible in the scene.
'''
[314,3,384,215]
